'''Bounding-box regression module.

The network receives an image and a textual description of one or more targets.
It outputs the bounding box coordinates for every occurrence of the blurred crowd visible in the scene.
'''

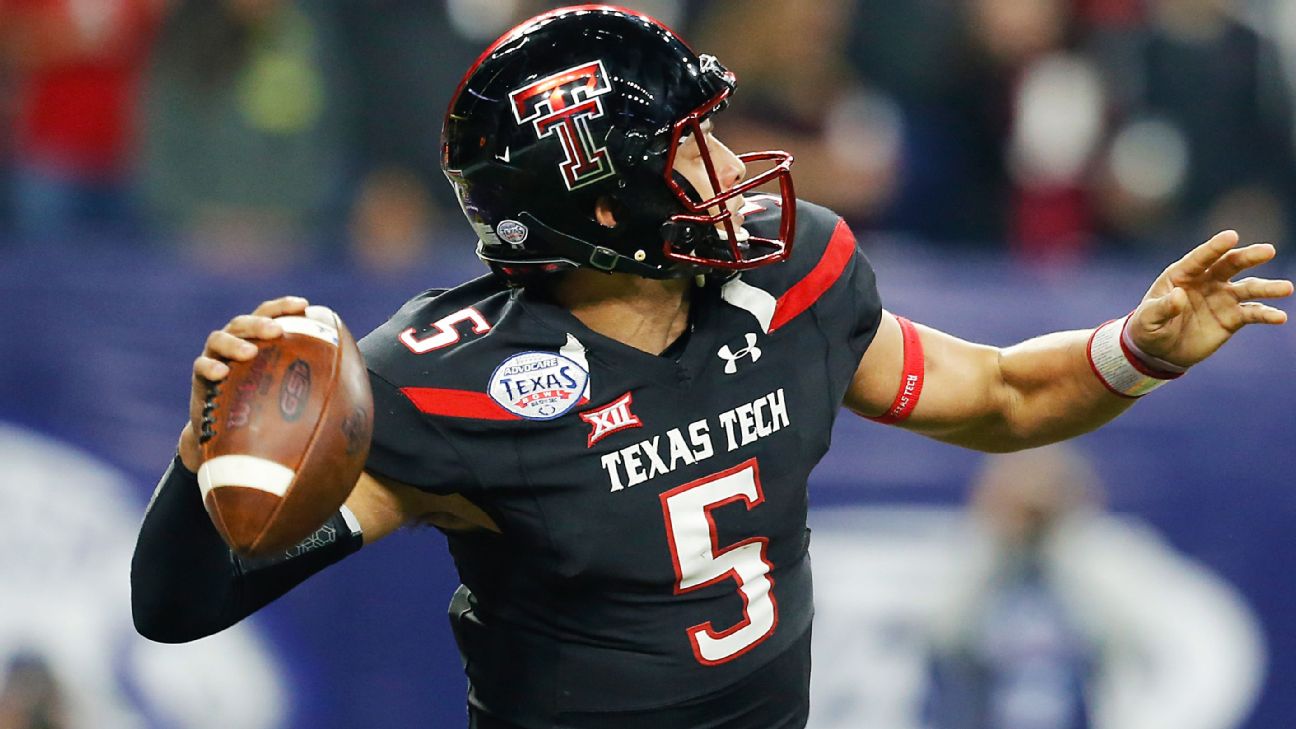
[1,0,1294,268]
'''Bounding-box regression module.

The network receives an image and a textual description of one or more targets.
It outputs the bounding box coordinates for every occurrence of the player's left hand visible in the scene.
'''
[1128,230,1293,368]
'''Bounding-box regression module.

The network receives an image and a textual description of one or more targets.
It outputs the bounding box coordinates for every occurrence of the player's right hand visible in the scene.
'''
[178,296,310,472]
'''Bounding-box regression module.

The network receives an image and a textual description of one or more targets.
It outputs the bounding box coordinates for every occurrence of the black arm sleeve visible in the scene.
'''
[131,456,363,643]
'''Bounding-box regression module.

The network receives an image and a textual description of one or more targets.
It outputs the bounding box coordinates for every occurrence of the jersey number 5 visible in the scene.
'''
[660,458,777,665]
[399,307,491,354]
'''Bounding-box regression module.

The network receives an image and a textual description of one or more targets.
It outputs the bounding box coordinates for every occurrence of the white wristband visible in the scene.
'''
[1086,315,1179,398]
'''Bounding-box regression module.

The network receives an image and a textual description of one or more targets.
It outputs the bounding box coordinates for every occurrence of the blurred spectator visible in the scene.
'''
[0,652,65,729]
[833,0,1107,257]
[693,0,905,227]
[829,0,1296,259]
[347,165,439,274]
[4,0,1283,261]
[942,0,1104,259]
[1094,0,1296,248]
[0,0,162,241]
[327,0,540,224]
[924,445,1264,729]
[326,0,688,240]
[138,0,348,268]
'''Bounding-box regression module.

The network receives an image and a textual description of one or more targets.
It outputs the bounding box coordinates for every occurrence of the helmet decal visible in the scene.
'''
[509,60,618,190]
[496,219,529,247]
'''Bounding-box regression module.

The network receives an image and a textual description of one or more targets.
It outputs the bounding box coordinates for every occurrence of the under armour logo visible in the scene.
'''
[717,333,762,374]
[579,391,643,447]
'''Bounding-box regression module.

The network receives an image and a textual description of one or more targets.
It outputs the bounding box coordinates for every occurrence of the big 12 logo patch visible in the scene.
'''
[509,60,617,190]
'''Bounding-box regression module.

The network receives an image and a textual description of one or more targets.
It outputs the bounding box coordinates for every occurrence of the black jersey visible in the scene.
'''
[359,199,883,727]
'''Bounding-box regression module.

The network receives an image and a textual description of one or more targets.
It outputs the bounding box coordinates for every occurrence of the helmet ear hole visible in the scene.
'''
[594,196,622,229]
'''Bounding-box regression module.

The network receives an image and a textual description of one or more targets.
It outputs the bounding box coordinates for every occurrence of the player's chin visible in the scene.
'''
[715,223,751,244]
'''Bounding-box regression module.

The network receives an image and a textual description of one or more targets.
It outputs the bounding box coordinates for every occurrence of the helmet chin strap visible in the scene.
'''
[670,170,706,208]
[516,212,698,280]
[659,217,716,255]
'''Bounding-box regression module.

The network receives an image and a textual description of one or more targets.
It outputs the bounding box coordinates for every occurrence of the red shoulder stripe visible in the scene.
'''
[769,219,855,332]
[400,387,521,420]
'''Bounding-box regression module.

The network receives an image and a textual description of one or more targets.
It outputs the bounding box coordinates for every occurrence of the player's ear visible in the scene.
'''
[594,196,619,228]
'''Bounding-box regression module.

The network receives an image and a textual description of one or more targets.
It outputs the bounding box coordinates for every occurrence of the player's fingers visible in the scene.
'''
[1140,286,1188,328]
[304,304,338,326]
[205,329,259,361]
[1171,230,1240,279]
[224,314,284,340]
[193,355,230,383]
[1231,277,1294,301]
[250,295,309,319]
[1238,302,1289,326]
[1208,243,1277,281]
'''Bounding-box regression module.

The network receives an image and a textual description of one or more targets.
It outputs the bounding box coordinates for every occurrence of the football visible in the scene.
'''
[197,305,372,559]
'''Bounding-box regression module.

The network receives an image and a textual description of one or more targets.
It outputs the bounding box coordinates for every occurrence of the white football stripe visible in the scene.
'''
[721,276,777,333]
[198,455,296,500]
[276,315,339,345]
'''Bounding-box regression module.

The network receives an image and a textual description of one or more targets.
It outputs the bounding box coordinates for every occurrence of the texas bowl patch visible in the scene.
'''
[496,219,529,246]
[488,351,589,420]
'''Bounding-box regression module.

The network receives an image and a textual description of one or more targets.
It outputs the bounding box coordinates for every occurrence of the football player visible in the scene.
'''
[132,6,1292,728]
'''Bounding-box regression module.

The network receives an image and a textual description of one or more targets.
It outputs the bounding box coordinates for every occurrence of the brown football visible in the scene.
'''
[197,305,372,559]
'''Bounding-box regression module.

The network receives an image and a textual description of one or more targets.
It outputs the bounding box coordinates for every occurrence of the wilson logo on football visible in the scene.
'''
[489,351,590,421]
[508,60,617,190]
[227,347,279,429]
[580,391,643,447]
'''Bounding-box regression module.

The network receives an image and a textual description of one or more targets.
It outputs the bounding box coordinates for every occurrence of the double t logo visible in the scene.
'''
[509,60,618,190]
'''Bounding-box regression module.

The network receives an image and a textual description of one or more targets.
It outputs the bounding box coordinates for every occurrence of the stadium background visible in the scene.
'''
[1,0,1294,727]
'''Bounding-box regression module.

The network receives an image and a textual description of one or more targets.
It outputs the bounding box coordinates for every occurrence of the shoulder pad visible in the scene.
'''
[740,199,847,298]
[359,275,516,390]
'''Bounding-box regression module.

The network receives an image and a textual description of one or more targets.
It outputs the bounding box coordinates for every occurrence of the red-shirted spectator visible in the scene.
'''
[0,0,162,239]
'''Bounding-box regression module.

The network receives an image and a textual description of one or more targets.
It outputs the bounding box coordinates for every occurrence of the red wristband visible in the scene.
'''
[868,316,925,424]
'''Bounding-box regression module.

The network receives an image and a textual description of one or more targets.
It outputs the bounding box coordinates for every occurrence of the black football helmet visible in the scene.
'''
[442,4,796,282]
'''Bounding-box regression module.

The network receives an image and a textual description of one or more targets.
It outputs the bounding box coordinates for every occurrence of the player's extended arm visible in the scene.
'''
[845,231,1292,452]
